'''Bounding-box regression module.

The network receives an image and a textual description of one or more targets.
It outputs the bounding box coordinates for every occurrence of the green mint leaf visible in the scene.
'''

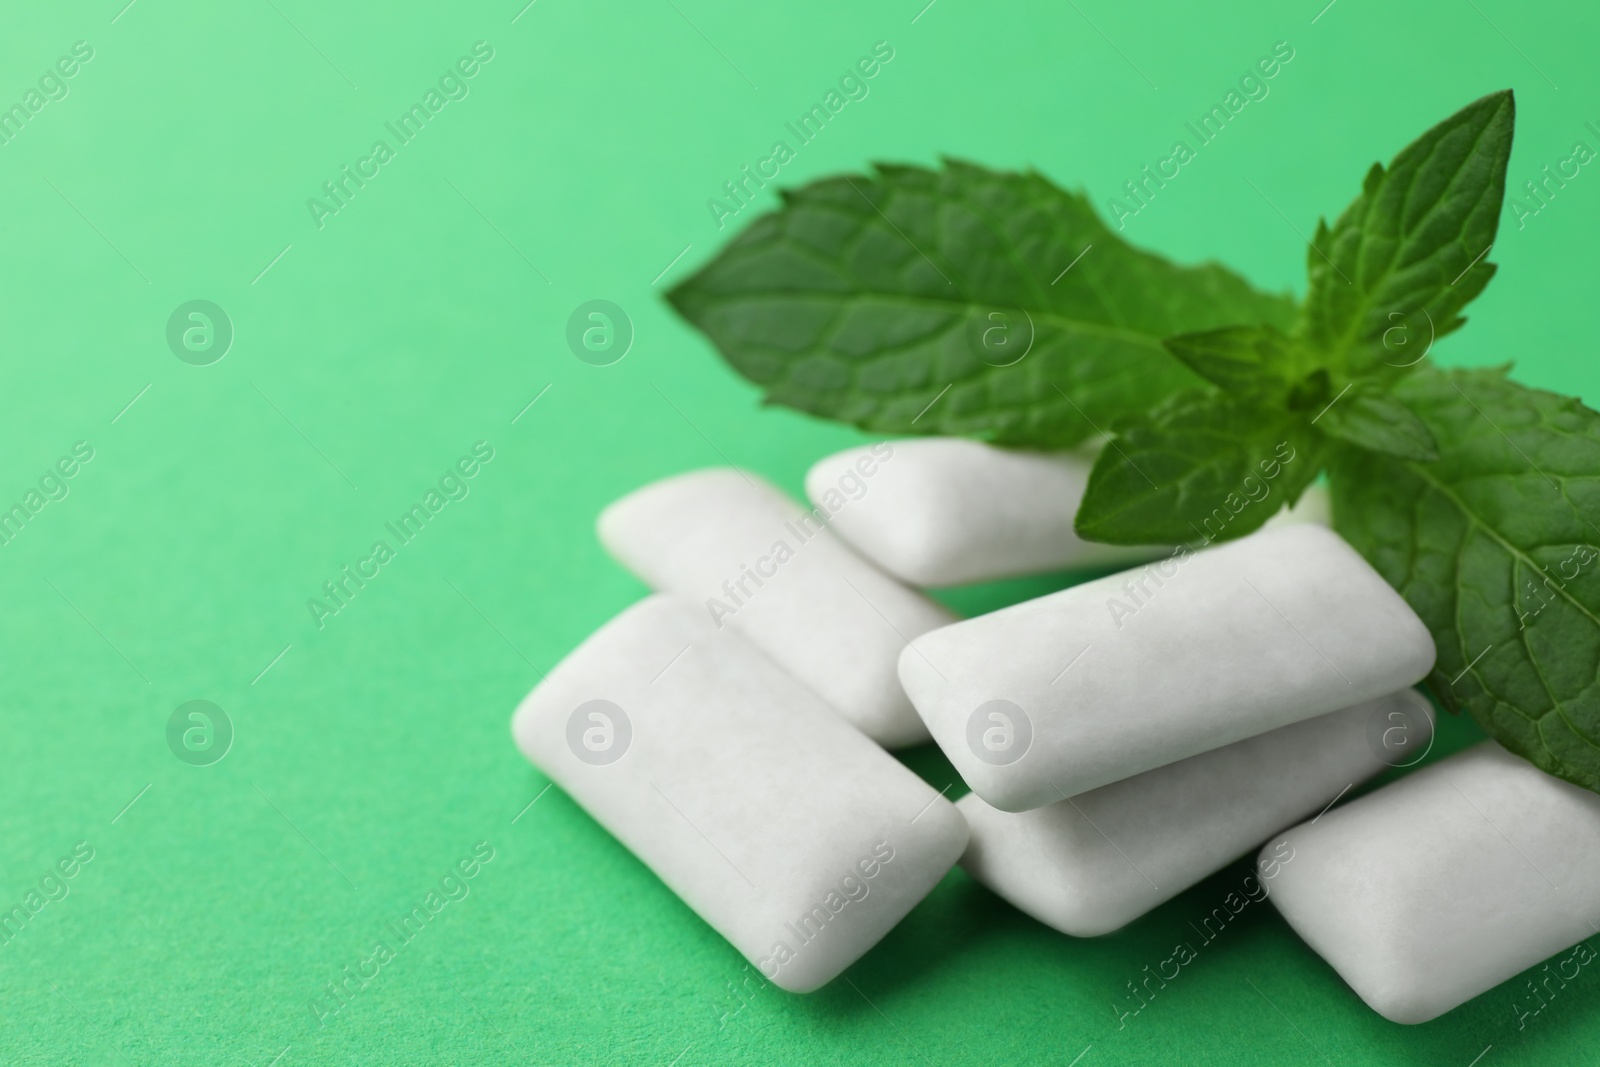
[667,160,1297,447]
[1162,323,1338,412]
[1329,365,1600,794]
[1162,323,1300,399]
[1315,387,1440,462]
[1074,393,1323,545]
[1303,90,1514,369]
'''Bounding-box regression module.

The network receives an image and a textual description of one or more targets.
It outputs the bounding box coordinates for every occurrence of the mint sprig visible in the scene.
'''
[666,89,1600,796]
[1316,386,1440,462]
[1302,91,1512,371]
[1074,90,1514,544]
[1075,393,1324,545]
[1159,323,1312,404]
[667,161,1295,447]
[1331,366,1600,792]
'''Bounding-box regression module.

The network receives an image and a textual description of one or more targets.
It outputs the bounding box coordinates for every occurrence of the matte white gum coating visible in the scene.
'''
[898,524,1436,811]
[804,438,1157,586]
[1261,741,1600,1024]
[806,438,1334,588]
[957,689,1433,936]
[511,595,968,993]
[598,468,955,748]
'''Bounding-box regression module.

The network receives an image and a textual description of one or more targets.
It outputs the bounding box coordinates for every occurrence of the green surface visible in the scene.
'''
[0,0,1595,1063]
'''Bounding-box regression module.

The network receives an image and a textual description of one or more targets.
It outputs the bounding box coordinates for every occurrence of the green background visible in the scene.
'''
[0,0,1595,1063]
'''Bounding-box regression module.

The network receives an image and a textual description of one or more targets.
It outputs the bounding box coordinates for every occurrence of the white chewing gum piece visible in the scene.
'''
[899,524,1436,811]
[806,438,1334,588]
[1261,741,1600,1024]
[598,468,954,747]
[804,438,1158,586]
[511,595,969,993]
[957,689,1433,936]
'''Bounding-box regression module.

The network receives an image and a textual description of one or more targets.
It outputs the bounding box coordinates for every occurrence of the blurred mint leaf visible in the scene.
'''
[1162,323,1301,399]
[1316,387,1440,461]
[1074,392,1323,545]
[1162,323,1340,412]
[1330,365,1600,794]
[1302,90,1514,371]
[667,160,1296,447]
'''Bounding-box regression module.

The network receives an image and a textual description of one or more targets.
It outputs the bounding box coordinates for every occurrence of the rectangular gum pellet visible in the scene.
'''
[598,468,955,747]
[957,690,1433,936]
[510,594,968,993]
[805,438,1159,586]
[805,438,1332,588]
[899,524,1436,810]
[1261,741,1600,1024]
